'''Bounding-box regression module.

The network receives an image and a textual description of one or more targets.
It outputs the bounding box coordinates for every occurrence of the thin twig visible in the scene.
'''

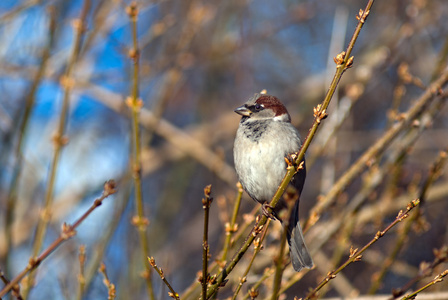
[0,268,23,300]
[202,185,213,300]
[242,268,275,300]
[125,3,155,299]
[77,245,86,300]
[205,212,270,299]
[304,199,420,300]
[23,1,90,297]
[400,270,448,300]
[418,149,448,205]
[369,149,448,294]
[148,257,180,300]
[232,219,271,300]
[0,180,117,298]
[431,36,448,81]
[181,205,260,300]
[79,174,132,298]
[278,89,445,296]
[221,182,244,264]
[389,246,448,299]
[271,222,288,300]
[307,99,440,296]
[271,193,297,300]
[293,0,374,171]
[307,93,358,168]
[4,5,57,279]
[99,262,116,300]
[305,64,448,231]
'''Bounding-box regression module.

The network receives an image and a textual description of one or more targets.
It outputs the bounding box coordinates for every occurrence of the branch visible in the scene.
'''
[204,1,375,298]
[125,3,155,299]
[148,257,180,300]
[305,65,448,231]
[201,185,213,300]
[220,183,243,264]
[23,1,91,297]
[0,181,117,298]
[401,270,448,300]
[304,199,420,300]
[231,219,271,300]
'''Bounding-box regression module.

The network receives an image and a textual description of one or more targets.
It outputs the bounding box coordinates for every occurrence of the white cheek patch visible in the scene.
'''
[273,114,289,122]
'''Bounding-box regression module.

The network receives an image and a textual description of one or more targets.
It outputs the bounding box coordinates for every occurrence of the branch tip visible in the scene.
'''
[126,2,139,19]
[333,51,346,65]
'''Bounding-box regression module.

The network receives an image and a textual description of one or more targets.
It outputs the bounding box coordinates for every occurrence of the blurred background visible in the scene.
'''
[0,0,447,299]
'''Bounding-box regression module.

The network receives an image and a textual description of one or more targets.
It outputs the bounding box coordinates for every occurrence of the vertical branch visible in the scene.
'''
[295,1,374,170]
[77,245,86,300]
[271,234,288,299]
[271,198,295,300]
[148,257,180,300]
[418,149,448,205]
[220,182,243,263]
[181,206,259,300]
[125,3,155,300]
[202,185,213,300]
[99,263,116,300]
[4,5,57,278]
[23,1,90,298]
[232,219,271,300]
[300,0,375,230]
[431,37,448,81]
[205,207,274,299]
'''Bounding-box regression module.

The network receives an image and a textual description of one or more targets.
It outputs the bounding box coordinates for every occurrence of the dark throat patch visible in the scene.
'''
[242,120,268,142]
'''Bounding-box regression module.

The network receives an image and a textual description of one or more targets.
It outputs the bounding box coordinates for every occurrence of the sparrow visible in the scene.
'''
[233,93,313,272]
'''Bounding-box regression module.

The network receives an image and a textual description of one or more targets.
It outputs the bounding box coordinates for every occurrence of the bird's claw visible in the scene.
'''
[262,203,277,220]
[284,152,299,166]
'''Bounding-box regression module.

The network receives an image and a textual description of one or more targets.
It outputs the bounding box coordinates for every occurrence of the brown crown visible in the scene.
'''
[255,94,289,116]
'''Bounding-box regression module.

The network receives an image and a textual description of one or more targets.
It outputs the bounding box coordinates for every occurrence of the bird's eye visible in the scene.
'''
[255,104,262,110]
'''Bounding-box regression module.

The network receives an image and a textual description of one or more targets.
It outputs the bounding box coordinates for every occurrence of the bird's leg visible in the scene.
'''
[262,203,278,220]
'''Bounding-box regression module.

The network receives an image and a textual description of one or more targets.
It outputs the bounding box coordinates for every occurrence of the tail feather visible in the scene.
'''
[289,220,313,271]
[286,160,313,271]
[287,184,313,272]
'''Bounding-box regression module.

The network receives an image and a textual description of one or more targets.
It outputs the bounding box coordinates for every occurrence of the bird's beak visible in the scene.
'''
[234,105,251,117]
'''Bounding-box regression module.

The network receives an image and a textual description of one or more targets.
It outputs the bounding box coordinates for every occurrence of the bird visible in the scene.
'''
[233,93,313,272]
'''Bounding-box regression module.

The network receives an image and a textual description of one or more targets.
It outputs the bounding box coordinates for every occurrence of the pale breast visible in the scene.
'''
[234,120,302,203]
